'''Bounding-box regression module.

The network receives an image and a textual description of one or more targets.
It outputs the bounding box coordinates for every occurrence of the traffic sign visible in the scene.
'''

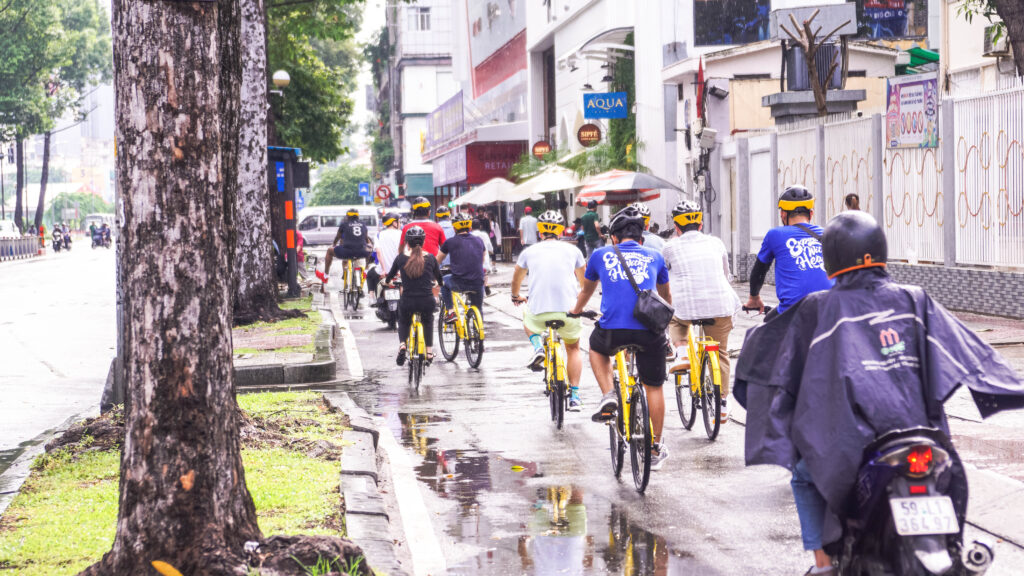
[375,185,392,200]
[296,190,305,211]
[358,182,370,197]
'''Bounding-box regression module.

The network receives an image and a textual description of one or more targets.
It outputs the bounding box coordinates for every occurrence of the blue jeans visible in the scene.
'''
[441,275,484,315]
[791,458,828,551]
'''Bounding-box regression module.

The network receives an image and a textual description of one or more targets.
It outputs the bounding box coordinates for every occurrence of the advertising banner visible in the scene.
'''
[858,1,927,40]
[583,92,629,119]
[432,148,468,187]
[885,73,939,149]
[426,91,464,151]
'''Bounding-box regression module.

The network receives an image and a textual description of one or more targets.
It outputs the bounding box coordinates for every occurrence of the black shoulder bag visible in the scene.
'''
[612,246,674,333]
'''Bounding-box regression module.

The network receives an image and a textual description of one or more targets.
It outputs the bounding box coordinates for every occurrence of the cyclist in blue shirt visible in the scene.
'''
[746,186,833,320]
[570,206,672,470]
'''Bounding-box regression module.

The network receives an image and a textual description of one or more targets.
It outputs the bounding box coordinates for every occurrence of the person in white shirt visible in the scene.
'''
[631,201,665,252]
[519,207,539,250]
[511,210,587,411]
[367,213,402,302]
[661,199,742,422]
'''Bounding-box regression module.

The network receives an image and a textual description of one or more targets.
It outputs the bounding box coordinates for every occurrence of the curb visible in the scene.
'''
[323,391,408,576]
[234,301,338,388]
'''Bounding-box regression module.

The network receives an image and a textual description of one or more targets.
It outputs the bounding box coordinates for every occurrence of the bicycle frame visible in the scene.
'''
[613,349,638,442]
[543,327,567,391]
[686,324,721,393]
[407,313,425,357]
[341,258,364,293]
[450,291,484,341]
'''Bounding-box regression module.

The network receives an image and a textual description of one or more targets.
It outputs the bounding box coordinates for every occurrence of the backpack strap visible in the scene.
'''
[793,223,822,241]
[612,245,641,295]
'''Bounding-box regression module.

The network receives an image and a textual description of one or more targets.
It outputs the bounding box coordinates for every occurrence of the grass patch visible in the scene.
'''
[0,392,347,575]
[233,296,320,355]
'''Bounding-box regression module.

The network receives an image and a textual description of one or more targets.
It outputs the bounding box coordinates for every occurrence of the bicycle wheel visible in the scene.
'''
[608,378,625,479]
[700,352,722,441]
[628,385,652,493]
[412,357,423,390]
[675,372,697,430]
[552,346,566,430]
[463,307,484,368]
[437,305,460,361]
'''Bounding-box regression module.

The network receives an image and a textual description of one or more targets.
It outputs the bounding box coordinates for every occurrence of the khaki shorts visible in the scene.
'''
[524,311,582,344]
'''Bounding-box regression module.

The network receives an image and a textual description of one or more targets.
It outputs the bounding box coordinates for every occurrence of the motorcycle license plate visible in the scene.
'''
[385,289,401,301]
[889,496,959,536]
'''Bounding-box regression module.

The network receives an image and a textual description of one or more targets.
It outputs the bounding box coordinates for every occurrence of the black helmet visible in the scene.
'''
[822,211,887,279]
[451,212,473,231]
[346,208,360,220]
[411,196,431,212]
[608,206,644,238]
[382,212,399,227]
[587,200,598,210]
[671,199,702,228]
[405,225,426,248]
[779,185,814,213]
[537,210,566,236]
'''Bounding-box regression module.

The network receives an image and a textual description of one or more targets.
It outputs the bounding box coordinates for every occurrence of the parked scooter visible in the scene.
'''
[831,427,993,576]
[52,229,63,253]
[374,279,402,330]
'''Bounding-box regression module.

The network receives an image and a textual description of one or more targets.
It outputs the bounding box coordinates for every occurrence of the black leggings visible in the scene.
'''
[399,295,436,347]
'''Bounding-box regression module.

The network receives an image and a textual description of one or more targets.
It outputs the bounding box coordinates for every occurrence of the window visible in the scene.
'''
[299,216,318,231]
[321,216,341,229]
[409,7,430,31]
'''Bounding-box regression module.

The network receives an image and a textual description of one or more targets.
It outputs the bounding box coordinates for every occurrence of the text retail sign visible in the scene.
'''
[583,92,628,119]
[577,123,602,148]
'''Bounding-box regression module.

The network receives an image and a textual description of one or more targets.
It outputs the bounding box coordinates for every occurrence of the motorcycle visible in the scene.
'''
[61,231,72,251]
[375,279,402,330]
[92,230,112,249]
[831,427,993,576]
[52,230,63,252]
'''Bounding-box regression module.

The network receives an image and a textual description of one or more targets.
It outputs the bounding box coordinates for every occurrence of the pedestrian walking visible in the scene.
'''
[580,200,604,257]
[519,207,538,251]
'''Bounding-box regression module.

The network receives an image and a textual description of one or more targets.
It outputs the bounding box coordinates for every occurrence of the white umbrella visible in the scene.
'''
[453,177,516,206]
[507,165,582,200]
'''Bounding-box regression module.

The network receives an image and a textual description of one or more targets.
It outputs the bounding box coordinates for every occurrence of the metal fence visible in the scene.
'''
[0,237,41,261]
[883,145,945,262]
[824,117,875,222]
[953,87,1024,267]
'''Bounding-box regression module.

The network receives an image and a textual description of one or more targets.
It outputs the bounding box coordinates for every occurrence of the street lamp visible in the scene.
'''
[271,70,290,97]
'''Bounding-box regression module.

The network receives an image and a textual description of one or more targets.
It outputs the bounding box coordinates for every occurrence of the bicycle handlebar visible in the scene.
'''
[567,310,599,320]
[742,305,774,314]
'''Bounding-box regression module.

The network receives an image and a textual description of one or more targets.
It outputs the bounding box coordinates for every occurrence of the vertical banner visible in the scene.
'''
[885,73,938,149]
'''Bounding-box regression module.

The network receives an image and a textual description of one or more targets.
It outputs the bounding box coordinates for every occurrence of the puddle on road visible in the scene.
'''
[391,411,709,575]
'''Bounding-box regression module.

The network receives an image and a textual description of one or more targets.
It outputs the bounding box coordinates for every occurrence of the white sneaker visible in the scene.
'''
[720,399,730,424]
[650,442,669,471]
[527,348,545,372]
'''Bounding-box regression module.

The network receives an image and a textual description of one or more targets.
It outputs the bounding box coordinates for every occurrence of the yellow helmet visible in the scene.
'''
[452,212,473,231]
[537,210,566,237]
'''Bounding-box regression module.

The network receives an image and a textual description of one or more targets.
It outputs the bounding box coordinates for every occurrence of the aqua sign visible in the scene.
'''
[583,92,628,119]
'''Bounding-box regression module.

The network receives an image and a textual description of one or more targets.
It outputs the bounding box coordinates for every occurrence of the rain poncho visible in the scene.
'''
[734,269,1024,539]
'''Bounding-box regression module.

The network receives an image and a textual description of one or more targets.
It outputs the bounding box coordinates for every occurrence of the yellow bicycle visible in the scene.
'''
[406,312,427,390]
[542,318,570,429]
[438,290,485,368]
[341,258,365,311]
[673,318,723,440]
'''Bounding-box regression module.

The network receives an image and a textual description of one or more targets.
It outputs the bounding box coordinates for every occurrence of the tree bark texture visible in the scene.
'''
[35,131,50,228]
[230,0,293,325]
[995,0,1024,76]
[14,137,24,232]
[82,1,261,574]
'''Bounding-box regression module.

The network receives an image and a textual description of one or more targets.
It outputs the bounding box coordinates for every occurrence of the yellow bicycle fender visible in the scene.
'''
[472,308,485,340]
[707,350,722,389]
[555,344,567,383]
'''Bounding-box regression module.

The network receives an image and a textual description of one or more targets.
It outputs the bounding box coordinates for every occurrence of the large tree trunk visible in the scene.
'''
[231,0,297,326]
[995,0,1024,76]
[80,1,261,574]
[34,131,50,229]
[13,137,24,232]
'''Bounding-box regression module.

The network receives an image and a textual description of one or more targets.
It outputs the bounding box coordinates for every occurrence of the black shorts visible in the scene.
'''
[333,245,370,261]
[589,325,667,386]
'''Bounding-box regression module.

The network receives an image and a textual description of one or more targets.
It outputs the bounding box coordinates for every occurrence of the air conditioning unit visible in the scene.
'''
[984,25,1010,57]
[787,44,842,92]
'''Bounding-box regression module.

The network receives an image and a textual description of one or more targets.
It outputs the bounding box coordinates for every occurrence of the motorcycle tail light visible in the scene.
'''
[909,484,928,495]
[907,446,933,476]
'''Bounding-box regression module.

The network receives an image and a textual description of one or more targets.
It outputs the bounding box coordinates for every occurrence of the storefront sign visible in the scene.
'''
[885,72,938,149]
[466,142,527,185]
[426,91,465,151]
[433,148,468,187]
[577,124,602,148]
[583,92,628,119]
[532,140,552,159]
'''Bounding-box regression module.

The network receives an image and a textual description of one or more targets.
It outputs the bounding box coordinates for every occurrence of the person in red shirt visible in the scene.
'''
[398,196,447,257]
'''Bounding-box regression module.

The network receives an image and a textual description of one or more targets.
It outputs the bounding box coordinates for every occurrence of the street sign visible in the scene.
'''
[532,140,552,159]
[296,190,305,211]
[358,182,370,197]
[375,185,392,200]
[577,123,602,147]
[275,162,285,192]
[583,92,628,119]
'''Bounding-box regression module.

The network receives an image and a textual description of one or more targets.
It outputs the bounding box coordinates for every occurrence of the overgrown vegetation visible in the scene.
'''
[0,392,349,575]
[234,296,320,356]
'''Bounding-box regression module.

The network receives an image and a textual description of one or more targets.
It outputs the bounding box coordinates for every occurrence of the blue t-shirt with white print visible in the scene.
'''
[756,224,834,313]
[584,240,669,330]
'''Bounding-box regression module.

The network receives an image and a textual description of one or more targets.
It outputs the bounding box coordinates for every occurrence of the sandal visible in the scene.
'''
[425,352,435,366]
[396,345,407,366]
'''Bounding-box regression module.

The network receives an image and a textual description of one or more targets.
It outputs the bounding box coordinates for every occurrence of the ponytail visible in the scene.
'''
[404,246,425,278]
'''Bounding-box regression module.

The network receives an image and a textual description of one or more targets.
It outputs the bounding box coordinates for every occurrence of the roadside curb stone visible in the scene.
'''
[234,299,338,387]
[323,391,408,576]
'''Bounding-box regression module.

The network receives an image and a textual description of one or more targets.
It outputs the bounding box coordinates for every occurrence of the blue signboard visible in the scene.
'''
[358,182,370,197]
[296,190,305,211]
[275,162,285,192]
[583,92,629,119]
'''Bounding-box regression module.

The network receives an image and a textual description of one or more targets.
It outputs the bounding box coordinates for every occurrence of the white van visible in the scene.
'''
[298,205,379,246]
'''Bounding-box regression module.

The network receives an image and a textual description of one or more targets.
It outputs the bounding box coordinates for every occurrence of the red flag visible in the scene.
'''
[696,57,705,120]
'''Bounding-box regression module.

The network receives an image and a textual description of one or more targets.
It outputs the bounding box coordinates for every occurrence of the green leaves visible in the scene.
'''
[309,163,371,206]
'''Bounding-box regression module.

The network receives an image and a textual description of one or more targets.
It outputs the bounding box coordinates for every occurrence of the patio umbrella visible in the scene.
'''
[507,165,582,199]
[453,177,516,206]
[576,169,682,205]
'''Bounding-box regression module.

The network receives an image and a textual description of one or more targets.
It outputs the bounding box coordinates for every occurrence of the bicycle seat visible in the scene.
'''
[690,318,716,326]
[458,290,478,296]
[545,320,565,329]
